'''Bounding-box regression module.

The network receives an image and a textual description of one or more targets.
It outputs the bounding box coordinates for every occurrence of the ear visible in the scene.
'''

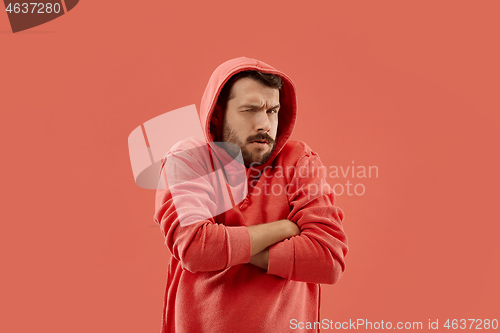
[212,104,223,126]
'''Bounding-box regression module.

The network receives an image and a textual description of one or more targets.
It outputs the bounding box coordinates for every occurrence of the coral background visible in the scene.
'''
[1,1,499,332]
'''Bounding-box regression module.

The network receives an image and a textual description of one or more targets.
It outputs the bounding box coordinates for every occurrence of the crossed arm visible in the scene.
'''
[247,219,300,270]
[154,145,348,284]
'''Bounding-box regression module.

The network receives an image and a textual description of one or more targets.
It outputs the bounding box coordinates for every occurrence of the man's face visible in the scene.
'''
[221,77,280,167]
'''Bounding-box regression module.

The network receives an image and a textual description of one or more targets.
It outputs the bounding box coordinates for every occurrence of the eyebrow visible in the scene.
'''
[238,104,280,110]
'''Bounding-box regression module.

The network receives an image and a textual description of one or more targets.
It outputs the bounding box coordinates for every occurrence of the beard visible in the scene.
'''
[221,121,276,167]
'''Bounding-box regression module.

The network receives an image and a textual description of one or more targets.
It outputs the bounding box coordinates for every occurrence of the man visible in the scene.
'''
[154,57,348,333]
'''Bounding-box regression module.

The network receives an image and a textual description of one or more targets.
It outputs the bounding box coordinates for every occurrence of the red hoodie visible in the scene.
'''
[154,57,348,333]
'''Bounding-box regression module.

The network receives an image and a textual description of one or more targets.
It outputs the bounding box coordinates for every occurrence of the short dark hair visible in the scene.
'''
[216,70,283,111]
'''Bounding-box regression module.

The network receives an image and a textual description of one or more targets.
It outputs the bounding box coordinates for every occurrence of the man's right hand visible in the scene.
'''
[282,219,301,239]
[246,219,300,257]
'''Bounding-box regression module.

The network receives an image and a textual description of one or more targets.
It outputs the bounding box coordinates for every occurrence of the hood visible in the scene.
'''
[199,56,297,169]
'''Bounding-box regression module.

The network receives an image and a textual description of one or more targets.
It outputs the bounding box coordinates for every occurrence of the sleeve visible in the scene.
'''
[266,150,348,284]
[153,147,252,273]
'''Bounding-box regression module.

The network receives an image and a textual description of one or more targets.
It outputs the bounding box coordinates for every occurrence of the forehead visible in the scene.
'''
[229,77,279,104]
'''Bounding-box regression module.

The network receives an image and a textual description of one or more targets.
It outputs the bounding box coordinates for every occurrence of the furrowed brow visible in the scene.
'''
[238,104,280,110]
[238,104,262,110]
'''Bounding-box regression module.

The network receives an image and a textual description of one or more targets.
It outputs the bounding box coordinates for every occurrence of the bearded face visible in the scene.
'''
[219,77,280,167]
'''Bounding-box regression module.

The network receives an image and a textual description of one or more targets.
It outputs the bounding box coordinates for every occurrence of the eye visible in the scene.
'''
[267,109,278,114]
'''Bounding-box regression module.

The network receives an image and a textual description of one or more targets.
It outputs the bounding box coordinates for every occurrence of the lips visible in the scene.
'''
[252,139,268,144]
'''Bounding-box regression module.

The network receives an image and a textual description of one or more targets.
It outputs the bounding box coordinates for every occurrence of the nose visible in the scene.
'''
[255,110,271,133]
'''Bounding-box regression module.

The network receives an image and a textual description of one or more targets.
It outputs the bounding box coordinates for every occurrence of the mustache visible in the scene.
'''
[246,133,276,145]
